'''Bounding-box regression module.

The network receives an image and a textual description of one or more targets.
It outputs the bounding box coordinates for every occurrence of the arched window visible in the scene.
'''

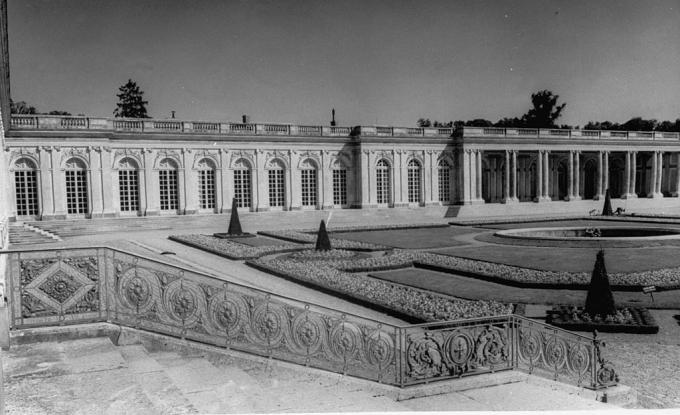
[65,158,88,215]
[14,158,39,216]
[332,160,347,206]
[158,158,179,211]
[268,159,285,208]
[233,158,252,209]
[300,159,318,208]
[438,159,451,203]
[197,158,216,210]
[407,159,422,203]
[376,159,391,205]
[118,157,140,213]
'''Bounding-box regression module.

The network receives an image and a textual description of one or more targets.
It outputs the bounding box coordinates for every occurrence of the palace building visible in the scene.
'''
[5,114,680,221]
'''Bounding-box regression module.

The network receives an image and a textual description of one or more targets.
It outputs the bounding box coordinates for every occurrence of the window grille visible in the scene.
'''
[438,160,451,202]
[301,169,317,207]
[268,169,285,207]
[14,169,39,216]
[198,169,216,209]
[376,160,391,205]
[407,160,421,203]
[332,169,347,206]
[66,170,88,214]
[233,169,251,208]
[159,170,179,211]
[119,169,140,212]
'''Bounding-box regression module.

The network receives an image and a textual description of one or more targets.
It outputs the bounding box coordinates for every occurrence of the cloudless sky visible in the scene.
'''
[8,0,680,127]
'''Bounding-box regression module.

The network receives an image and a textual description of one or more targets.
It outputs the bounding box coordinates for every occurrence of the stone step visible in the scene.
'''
[148,349,271,413]
[117,345,197,414]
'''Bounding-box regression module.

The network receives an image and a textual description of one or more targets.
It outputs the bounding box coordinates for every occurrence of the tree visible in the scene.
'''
[10,99,36,114]
[315,220,332,251]
[520,90,566,128]
[114,79,150,118]
[584,250,616,318]
[48,110,72,116]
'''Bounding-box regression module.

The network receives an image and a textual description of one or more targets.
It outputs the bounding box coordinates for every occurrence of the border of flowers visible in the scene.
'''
[257,230,390,251]
[247,258,513,322]
[169,234,309,260]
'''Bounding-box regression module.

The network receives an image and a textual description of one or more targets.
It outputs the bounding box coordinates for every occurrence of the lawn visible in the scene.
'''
[433,245,680,273]
[331,225,481,249]
[369,267,680,308]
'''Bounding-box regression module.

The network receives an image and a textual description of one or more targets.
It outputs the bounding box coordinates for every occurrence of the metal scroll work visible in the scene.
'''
[5,247,617,389]
[108,250,399,384]
[402,319,513,385]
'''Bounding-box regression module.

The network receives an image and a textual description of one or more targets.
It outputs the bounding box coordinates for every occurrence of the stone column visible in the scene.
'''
[656,151,663,197]
[622,151,631,198]
[535,150,543,202]
[321,151,334,209]
[574,151,581,200]
[649,151,660,198]
[542,151,551,201]
[567,151,574,200]
[630,151,637,198]
[178,150,190,214]
[512,151,519,201]
[143,150,158,216]
[219,150,230,213]
[603,151,609,195]
[476,150,483,201]
[289,151,300,210]
[503,150,510,203]
[88,148,104,218]
[52,148,67,219]
[38,147,55,219]
[461,149,474,204]
[255,150,269,211]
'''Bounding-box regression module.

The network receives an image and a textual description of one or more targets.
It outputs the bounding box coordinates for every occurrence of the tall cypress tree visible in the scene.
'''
[227,198,243,235]
[584,250,616,317]
[315,220,332,251]
[601,189,613,216]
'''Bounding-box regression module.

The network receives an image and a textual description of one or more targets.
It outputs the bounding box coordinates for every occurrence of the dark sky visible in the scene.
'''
[8,0,680,127]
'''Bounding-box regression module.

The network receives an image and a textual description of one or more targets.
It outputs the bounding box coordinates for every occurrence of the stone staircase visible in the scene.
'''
[8,222,60,246]
[2,324,625,414]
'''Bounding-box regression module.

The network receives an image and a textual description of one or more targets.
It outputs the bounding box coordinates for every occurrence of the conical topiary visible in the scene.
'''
[602,189,613,216]
[227,198,243,235]
[315,220,332,251]
[584,250,616,317]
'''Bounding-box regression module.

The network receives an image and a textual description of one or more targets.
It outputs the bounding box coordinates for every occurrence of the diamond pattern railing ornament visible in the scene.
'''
[3,247,617,390]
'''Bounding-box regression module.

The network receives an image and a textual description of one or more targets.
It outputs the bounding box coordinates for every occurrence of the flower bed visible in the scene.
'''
[169,234,309,260]
[248,258,513,322]
[258,230,389,251]
[286,249,364,261]
[546,305,659,334]
[414,253,680,290]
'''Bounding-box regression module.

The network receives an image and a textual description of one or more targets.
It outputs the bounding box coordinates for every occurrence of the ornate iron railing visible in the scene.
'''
[3,246,617,389]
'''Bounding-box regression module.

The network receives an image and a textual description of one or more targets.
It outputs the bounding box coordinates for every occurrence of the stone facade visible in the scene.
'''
[5,115,680,220]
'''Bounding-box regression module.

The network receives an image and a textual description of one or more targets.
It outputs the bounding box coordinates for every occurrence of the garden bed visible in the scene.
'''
[257,230,391,251]
[169,234,309,260]
[545,305,659,334]
[247,258,513,322]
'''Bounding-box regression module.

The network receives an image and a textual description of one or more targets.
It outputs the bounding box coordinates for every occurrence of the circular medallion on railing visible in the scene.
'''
[518,329,543,362]
[567,343,591,376]
[162,279,205,326]
[443,331,474,366]
[596,362,618,387]
[117,268,159,313]
[365,330,395,367]
[206,291,248,337]
[543,337,568,370]
[249,302,286,347]
[289,311,326,355]
[329,321,361,361]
